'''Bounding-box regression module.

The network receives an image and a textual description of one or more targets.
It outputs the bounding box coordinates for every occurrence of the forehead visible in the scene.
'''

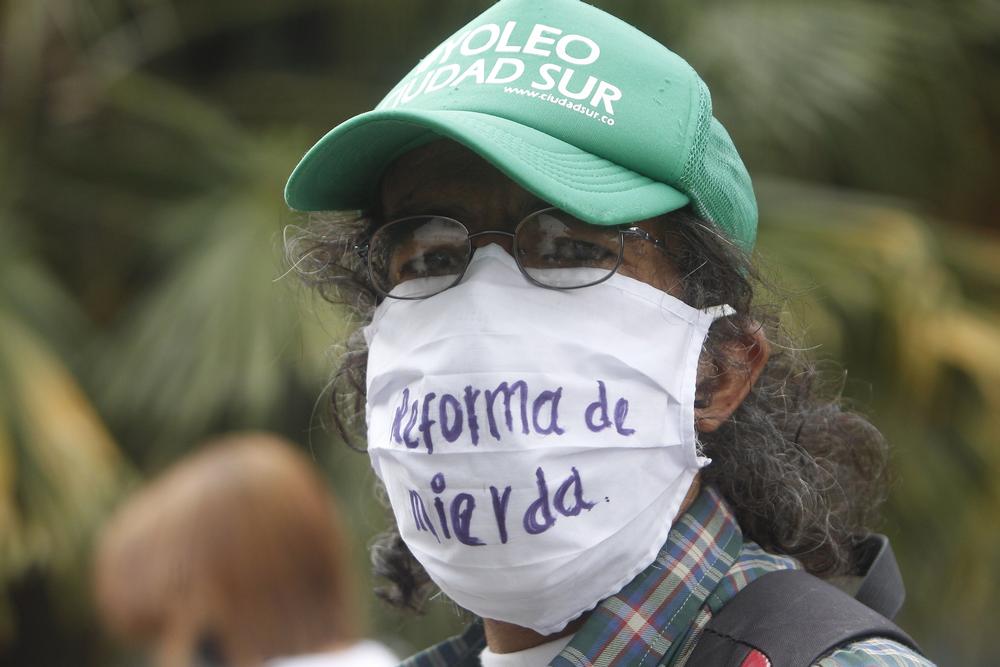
[378,139,545,223]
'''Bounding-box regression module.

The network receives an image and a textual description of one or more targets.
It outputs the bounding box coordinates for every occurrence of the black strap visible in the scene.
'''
[852,534,906,620]
[686,570,921,667]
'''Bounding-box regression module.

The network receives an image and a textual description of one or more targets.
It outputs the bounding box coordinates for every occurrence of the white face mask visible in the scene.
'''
[363,244,732,635]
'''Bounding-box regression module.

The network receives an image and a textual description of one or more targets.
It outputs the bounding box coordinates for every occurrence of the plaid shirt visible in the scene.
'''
[399,486,933,667]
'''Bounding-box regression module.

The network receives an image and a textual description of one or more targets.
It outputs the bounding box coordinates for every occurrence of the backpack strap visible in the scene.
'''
[685,569,922,667]
[851,533,906,620]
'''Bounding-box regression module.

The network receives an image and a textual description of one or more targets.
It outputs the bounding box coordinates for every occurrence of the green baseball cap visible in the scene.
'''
[285,0,758,251]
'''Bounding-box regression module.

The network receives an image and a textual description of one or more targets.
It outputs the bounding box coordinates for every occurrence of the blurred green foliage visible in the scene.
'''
[0,0,997,664]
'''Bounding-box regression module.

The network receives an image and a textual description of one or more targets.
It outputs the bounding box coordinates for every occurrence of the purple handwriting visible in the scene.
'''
[389,380,635,454]
[585,380,635,436]
[407,465,598,546]
[390,380,565,453]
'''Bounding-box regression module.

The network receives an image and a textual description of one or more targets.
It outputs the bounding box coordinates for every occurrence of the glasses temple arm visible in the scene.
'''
[620,226,667,251]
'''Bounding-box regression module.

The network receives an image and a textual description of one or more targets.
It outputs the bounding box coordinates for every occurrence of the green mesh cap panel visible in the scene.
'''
[677,81,758,253]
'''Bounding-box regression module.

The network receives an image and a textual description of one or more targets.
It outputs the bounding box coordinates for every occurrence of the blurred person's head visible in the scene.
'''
[93,432,361,667]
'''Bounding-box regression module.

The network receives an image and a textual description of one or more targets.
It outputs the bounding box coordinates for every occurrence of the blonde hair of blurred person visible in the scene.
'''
[93,432,397,667]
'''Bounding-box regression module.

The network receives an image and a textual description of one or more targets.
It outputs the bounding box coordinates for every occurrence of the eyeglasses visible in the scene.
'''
[355,207,666,300]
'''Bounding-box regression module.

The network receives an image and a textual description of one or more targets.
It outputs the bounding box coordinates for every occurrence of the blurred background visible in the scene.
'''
[1,0,998,665]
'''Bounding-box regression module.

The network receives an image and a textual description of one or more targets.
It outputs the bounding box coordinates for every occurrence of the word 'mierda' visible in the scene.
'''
[390,379,634,453]
[407,465,600,547]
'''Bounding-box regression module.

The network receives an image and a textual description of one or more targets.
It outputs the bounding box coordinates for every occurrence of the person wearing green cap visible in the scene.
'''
[285,1,934,666]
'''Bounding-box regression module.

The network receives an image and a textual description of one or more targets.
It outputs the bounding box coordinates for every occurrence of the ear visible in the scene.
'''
[694,323,770,433]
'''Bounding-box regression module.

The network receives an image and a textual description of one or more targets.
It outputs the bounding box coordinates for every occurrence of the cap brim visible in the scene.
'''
[284,109,689,226]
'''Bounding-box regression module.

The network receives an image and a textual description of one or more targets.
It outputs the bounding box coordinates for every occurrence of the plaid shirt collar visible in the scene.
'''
[400,485,745,667]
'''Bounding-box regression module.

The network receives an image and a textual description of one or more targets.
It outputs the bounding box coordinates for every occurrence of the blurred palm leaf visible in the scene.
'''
[0,228,129,644]
[659,0,1000,223]
[86,75,351,466]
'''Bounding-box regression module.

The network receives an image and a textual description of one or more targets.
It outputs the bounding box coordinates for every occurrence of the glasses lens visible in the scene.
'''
[515,209,622,288]
[368,216,471,298]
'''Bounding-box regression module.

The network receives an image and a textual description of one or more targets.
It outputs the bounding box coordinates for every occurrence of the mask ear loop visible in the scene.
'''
[689,304,736,456]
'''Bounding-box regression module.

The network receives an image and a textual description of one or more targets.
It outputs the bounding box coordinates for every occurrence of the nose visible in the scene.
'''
[469,230,515,255]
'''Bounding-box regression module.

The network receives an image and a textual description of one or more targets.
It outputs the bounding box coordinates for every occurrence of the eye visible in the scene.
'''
[397,245,467,280]
[540,238,617,265]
